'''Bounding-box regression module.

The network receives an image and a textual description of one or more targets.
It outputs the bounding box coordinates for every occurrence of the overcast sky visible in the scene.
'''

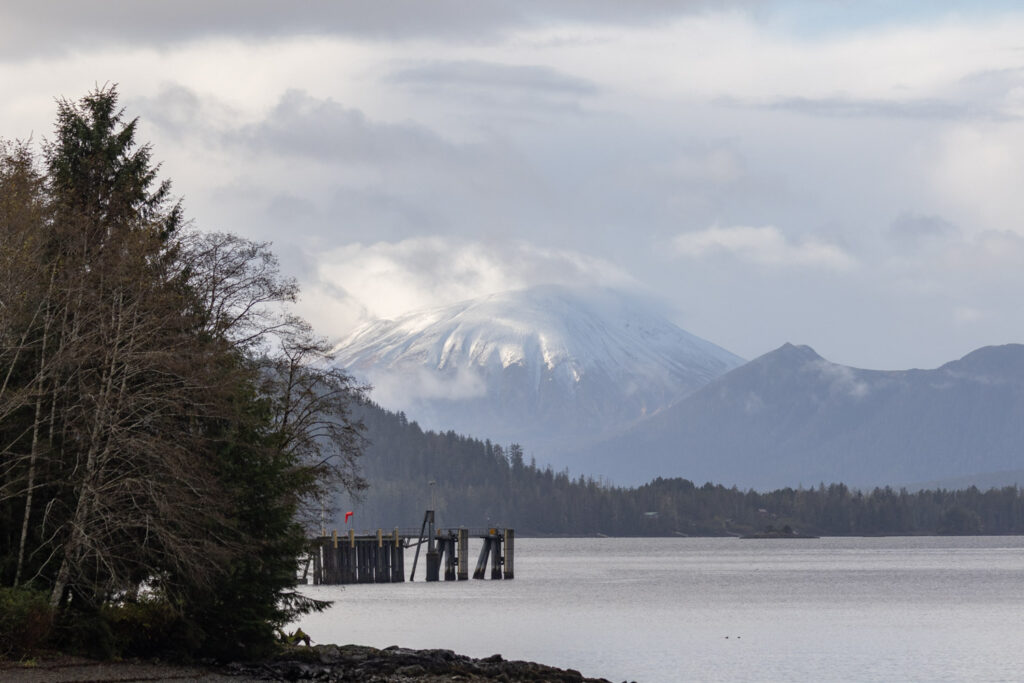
[4,1,1024,370]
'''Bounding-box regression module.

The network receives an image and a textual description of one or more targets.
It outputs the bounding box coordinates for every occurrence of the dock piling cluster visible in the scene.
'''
[309,510,514,585]
[311,527,405,584]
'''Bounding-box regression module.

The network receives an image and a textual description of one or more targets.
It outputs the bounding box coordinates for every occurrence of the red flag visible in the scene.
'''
[344,511,353,523]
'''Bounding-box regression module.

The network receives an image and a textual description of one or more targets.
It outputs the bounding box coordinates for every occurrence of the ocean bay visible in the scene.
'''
[296,536,1024,682]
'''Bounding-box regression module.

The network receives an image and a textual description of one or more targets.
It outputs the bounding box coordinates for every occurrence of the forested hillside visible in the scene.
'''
[345,401,1024,537]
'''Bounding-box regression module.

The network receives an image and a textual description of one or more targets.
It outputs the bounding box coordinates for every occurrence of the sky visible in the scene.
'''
[3,1,1024,370]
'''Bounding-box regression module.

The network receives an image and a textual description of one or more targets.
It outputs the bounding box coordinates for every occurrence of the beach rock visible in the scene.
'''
[233,644,614,682]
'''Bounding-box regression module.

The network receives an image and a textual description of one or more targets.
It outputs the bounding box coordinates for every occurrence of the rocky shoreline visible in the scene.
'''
[228,644,621,682]
[2,644,628,682]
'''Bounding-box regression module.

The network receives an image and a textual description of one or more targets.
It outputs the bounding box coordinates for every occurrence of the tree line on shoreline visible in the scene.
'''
[349,401,1024,537]
[0,88,367,659]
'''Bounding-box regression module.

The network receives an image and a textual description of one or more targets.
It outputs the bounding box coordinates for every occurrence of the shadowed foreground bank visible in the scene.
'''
[1,644,621,682]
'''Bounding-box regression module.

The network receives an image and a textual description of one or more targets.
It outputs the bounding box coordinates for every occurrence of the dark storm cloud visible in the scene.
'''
[0,1,738,59]
[718,95,1017,122]
[389,60,599,96]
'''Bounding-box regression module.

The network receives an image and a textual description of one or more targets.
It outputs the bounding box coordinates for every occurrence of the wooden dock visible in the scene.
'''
[310,528,406,585]
[309,510,514,585]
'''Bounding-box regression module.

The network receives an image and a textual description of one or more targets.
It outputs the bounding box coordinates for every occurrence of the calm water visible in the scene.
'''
[295,536,1024,682]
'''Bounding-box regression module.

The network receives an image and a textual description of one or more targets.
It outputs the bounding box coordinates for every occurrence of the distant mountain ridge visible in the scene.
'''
[333,285,744,456]
[336,286,1024,491]
[573,343,1024,489]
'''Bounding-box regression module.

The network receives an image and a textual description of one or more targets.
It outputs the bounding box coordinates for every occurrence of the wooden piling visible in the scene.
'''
[457,528,469,580]
[504,529,514,579]
[473,537,490,579]
[367,542,375,583]
[425,510,440,582]
[322,540,336,583]
[342,543,352,583]
[377,530,390,582]
[355,543,365,583]
[489,529,503,580]
[443,536,456,580]
[312,544,323,585]
[426,548,440,581]
[392,528,403,582]
[394,541,405,582]
[346,529,356,582]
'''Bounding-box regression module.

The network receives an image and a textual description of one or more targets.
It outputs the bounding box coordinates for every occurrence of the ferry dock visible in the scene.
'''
[309,510,514,585]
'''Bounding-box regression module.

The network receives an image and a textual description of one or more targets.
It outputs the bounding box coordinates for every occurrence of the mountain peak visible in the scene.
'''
[941,343,1024,377]
[746,342,824,368]
[333,285,744,454]
[577,339,1024,490]
[776,342,822,357]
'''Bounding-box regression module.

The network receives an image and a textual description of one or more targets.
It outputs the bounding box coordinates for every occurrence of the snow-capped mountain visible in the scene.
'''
[333,285,744,456]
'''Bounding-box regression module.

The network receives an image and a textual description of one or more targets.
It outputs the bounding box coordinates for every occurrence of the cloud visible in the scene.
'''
[939,230,1024,273]
[809,360,870,399]
[673,225,856,270]
[131,85,530,244]
[10,6,1024,374]
[136,84,204,140]
[888,212,958,247]
[0,1,742,59]
[232,89,456,163]
[296,237,636,339]
[929,123,1024,234]
[365,367,488,407]
[390,60,598,96]
[664,145,746,186]
[0,3,519,58]
[385,60,600,119]
[878,228,1024,327]
[719,95,1017,122]
[129,84,679,278]
[953,306,985,325]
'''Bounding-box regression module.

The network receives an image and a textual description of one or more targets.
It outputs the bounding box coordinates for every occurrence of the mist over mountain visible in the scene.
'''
[574,343,1024,490]
[333,285,744,457]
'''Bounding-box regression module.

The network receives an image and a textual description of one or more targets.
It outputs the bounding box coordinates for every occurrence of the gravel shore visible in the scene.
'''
[1,644,626,682]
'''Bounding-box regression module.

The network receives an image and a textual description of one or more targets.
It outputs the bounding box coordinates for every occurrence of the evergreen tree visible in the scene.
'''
[0,86,366,658]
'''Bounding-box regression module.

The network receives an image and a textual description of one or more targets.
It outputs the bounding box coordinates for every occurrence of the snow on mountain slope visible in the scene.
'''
[333,285,744,455]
